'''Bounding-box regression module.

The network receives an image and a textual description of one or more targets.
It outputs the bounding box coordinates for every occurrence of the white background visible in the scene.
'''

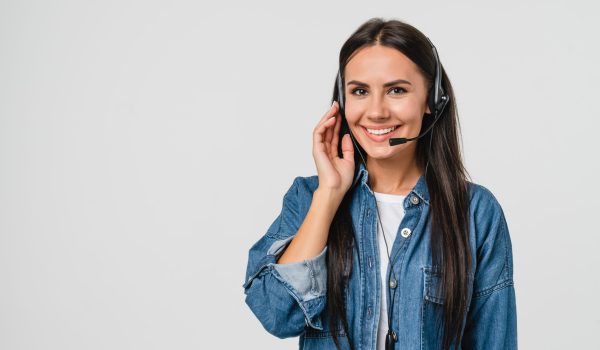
[1,0,598,349]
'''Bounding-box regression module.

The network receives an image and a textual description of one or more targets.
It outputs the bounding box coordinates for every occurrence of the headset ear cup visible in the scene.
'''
[336,69,345,111]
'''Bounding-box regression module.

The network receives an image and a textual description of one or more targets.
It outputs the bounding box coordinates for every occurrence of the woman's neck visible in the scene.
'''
[366,151,422,196]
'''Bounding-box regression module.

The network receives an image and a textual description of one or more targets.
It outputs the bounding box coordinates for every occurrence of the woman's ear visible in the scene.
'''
[423,101,432,116]
[424,94,432,115]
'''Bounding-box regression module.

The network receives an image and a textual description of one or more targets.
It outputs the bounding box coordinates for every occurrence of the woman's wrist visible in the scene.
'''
[314,187,345,211]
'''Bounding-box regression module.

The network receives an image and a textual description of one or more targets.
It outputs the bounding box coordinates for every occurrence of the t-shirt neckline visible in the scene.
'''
[372,191,407,203]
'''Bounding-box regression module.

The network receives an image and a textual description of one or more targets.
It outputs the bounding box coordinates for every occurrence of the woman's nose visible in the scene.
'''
[365,96,390,121]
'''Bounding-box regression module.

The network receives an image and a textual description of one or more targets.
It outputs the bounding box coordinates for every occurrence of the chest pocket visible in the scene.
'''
[423,265,445,304]
[421,266,445,350]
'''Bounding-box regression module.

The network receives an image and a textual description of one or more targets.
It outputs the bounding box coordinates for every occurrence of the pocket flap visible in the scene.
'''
[423,266,445,304]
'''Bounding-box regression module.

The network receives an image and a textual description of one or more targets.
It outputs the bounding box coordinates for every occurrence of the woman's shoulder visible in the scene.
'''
[290,174,319,195]
[279,174,319,207]
[289,175,507,212]
[465,180,511,248]
[466,180,505,216]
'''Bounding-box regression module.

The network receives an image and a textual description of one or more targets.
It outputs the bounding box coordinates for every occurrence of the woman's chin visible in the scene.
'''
[364,143,413,160]
[365,148,398,160]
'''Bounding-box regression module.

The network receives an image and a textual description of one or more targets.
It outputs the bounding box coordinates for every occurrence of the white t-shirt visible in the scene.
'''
[372,191,406,350]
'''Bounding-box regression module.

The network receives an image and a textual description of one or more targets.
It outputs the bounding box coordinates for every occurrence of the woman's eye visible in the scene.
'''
[389,87,406,94]
[351,88,367,96]
[350,87,406,96]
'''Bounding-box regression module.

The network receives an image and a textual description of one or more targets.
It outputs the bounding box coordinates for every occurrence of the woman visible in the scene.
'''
[243,18,517,350]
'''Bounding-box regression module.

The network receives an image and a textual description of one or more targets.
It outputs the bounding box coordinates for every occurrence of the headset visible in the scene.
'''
[334,36,449,349]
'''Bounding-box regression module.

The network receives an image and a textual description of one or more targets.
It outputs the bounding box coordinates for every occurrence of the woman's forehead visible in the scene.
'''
[344,45,423,84]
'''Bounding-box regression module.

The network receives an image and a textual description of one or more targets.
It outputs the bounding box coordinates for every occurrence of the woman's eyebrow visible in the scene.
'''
[347,79,412,87]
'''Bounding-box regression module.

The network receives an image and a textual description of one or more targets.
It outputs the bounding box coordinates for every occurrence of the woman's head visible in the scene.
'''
[332,18,461,177]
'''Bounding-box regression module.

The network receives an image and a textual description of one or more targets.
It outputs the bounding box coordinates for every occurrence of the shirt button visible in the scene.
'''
[367,306,372,319]
[366,208,371,218]
[400,228,412,238]
[410,195,420,205]
[389,278,397,289]
[368,256,373,269]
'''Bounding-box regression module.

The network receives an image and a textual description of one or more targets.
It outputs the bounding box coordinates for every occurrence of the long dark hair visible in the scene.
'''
[326,18,472,350]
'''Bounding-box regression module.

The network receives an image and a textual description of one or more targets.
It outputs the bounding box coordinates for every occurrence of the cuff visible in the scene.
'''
[267,236,328,301]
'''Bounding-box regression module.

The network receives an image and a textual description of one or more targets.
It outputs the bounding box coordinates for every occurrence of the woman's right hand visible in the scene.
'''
[312,101,355,198]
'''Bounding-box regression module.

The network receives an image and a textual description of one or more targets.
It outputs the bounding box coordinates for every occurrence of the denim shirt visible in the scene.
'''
[242,162,517,349]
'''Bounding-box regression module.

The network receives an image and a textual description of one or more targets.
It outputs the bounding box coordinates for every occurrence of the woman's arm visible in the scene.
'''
[277,186,342,264]
[242,176,342,338]
[461,188,518,349]
[243,100,352,338]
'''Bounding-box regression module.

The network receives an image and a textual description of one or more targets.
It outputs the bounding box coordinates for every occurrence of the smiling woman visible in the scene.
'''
[343,44,432,160]
[243,17,517,350]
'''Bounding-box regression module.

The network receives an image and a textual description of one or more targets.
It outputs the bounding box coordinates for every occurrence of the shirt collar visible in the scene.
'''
[410,173,430,205]
[352,161,369,188]
[353,161,430,205]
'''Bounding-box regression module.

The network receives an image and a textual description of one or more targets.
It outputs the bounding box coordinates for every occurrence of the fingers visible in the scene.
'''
[341,133,354,160]
[314,102,338,135]
[313,102,339,146]
[313,114,337,146]
[319,101,338,123]
[324,114,335,145]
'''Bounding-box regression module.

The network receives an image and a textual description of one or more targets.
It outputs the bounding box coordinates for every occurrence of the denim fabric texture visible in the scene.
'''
[243,161,517,349]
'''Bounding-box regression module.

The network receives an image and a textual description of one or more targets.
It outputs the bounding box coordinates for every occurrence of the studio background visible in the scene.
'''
[1,0,598,349]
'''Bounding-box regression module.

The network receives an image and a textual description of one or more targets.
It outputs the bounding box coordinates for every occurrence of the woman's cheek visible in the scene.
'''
[391,101,422,122]
[344,108,362,125]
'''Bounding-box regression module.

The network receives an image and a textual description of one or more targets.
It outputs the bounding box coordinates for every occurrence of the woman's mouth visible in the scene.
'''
[361,125,400,142]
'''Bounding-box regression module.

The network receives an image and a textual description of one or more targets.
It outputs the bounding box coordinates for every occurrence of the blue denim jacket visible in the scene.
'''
[243,162,517,349]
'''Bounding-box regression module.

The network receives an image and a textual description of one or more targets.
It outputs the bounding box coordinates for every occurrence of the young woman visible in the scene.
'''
[243,18,517,350]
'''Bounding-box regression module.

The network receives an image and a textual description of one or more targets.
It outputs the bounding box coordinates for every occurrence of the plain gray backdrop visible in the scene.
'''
[1,0,598,349]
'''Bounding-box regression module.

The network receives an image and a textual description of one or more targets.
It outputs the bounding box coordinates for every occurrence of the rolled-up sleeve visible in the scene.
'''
[242,176,327,338]
[462,191,518,349]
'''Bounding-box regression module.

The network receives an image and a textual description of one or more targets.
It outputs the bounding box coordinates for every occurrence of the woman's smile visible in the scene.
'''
[360,124,401,142]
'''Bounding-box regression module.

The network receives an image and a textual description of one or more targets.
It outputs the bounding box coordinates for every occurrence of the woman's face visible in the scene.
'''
[343,44,431,161]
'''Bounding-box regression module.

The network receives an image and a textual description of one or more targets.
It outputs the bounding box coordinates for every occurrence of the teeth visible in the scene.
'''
[366,126,396,135]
